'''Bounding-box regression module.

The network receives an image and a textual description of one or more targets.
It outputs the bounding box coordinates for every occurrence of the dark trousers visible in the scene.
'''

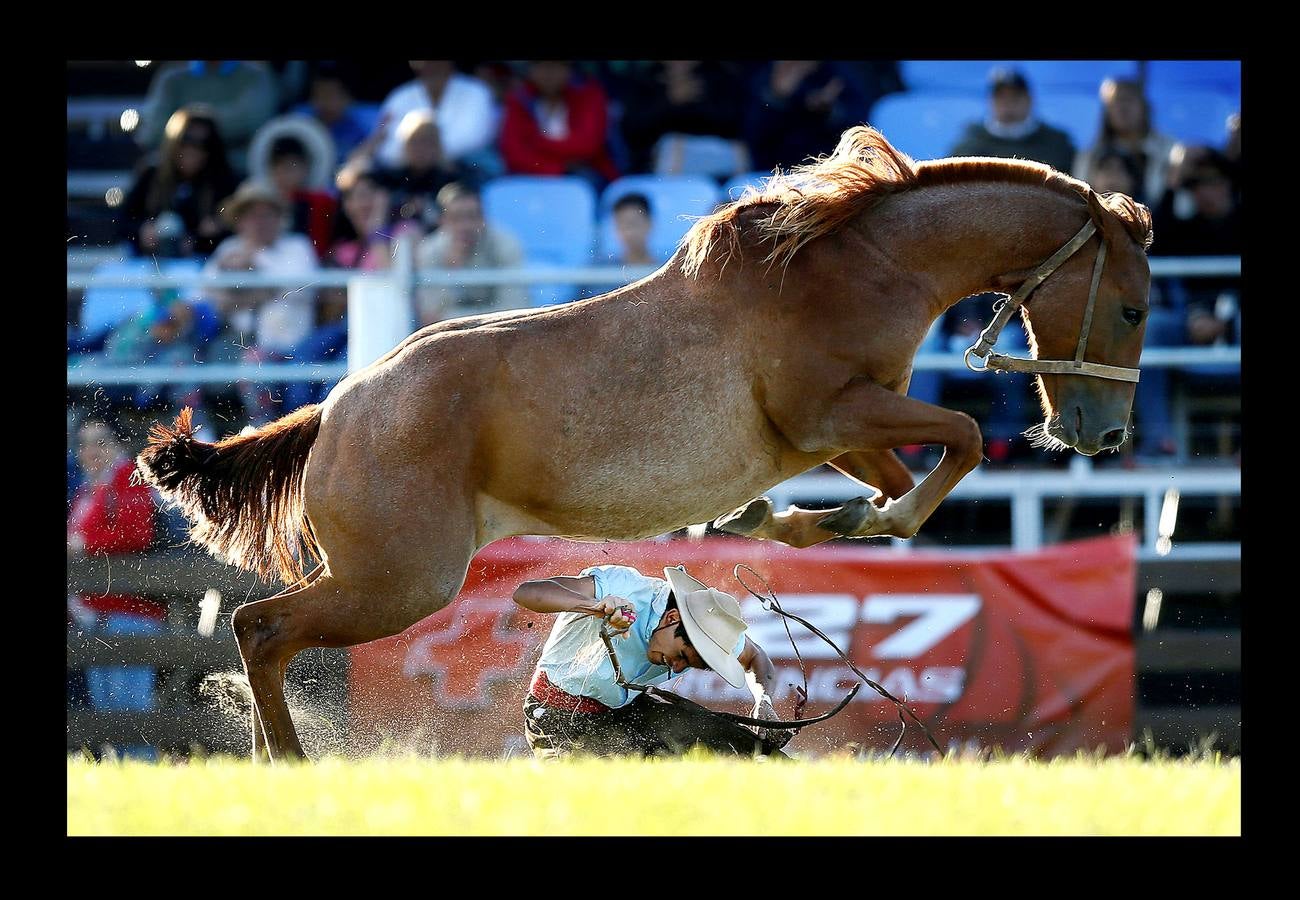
[523,690,789,759]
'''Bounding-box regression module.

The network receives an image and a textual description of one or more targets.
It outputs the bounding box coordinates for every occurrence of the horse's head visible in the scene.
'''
[1010,190,1153,456]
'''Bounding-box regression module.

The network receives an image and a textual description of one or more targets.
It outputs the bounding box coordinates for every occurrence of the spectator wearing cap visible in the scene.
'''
[1074,78,1181,206]
[372,61,498,171]
[201,180,319,422]
[950,68,1076,174]
[137,62,279,171]
[119,106,239,257]
[500,61,621,186]
[267,135,339,259]
[415,181,527,324]
[293,66,373,162]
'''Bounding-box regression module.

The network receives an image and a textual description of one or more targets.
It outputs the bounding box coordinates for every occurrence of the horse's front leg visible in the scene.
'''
[719,379,982,544]
[714,449,914,548]
[813,378,983,539]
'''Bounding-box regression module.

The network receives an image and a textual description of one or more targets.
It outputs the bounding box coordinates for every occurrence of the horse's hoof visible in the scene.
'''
[714,496,774,536]
[816,496,878,536]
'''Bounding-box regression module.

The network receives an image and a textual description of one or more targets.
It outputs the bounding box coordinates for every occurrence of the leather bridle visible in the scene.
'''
[963,218,1141,384]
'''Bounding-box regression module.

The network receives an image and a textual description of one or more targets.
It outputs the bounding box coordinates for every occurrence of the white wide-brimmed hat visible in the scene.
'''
[662,565,748,689]
[220,180,286,227]
[247,114,338,190]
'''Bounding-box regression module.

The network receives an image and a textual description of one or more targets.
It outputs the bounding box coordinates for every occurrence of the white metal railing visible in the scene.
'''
[766,463,1240,559]
[1147,257,1240,277]
[66,362,349,386]
[63,258,1241,288]
[64,266,658,290]
[65,350,1242,386]
[66,255,1242,382]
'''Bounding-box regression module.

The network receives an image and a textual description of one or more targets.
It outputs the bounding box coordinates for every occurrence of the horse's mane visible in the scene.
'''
[681,126,1153,278]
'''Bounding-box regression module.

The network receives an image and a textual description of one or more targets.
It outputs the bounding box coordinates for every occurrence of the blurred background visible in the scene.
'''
[66,59,1240,760]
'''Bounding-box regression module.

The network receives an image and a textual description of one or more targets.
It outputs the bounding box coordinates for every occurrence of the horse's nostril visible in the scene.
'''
[1102,428,1126,448]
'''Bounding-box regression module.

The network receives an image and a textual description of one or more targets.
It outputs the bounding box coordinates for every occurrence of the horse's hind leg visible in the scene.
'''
[714,450,915,549]
[243,563,326,763]
[232,553,471,762]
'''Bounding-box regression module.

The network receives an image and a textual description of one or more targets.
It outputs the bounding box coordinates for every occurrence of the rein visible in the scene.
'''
[963,218,1140,385]
[732,564,944,758]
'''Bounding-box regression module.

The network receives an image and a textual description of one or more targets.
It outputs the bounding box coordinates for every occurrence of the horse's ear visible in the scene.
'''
[1085,190,1113,236]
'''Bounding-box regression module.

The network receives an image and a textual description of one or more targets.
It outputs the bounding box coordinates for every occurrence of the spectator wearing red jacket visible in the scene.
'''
[68,418,164,723]
[268,135,338,261]
[67,419,160,619]
[500,61,620,187]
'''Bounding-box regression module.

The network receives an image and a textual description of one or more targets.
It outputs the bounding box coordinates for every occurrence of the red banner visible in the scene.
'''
[348,534,1136,757]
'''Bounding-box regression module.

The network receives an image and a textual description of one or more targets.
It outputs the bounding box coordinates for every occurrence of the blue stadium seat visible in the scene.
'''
[901,60,1138,94]
[86,614,162,712]
[869,94,985,161]
[1014,60,1139,92]
[598,175,723,263]
[722,171,774,202]
[1036,91,1104,157]
[652,134,750,179]
[1150,88,1238,148]
[79,258,156,340]
[1146,60,1241,95]
[900,61,1014,93]
[161,257,203,277]
[352,102,383,136]
[482,176,596,306]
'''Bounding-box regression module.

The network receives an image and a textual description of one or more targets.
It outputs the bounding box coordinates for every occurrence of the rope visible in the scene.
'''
[732,564,945,758]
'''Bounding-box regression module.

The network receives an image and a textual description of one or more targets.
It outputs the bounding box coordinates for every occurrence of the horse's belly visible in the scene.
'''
[483,409,815,543]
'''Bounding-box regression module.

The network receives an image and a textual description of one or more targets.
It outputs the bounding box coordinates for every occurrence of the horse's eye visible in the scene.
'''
[1122,307,1144,326]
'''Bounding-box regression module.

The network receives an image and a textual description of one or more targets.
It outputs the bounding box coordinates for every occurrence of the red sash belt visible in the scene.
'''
[529,670,611,714]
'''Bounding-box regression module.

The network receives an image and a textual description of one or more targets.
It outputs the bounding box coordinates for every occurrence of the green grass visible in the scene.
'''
[67,752,1240,836]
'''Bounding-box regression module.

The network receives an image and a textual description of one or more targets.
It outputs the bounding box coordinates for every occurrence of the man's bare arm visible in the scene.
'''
[512,576,598,614]
[513,576,635,631]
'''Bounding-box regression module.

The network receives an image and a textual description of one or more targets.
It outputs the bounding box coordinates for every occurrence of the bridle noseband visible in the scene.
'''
[963,218,1141,384]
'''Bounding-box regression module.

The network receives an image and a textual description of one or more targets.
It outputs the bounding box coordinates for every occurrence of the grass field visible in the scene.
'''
[67,752,1240,836]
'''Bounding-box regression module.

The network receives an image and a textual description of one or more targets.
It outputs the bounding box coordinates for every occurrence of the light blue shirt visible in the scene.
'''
[535,565,745,710]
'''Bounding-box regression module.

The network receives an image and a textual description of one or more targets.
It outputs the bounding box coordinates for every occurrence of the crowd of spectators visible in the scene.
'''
[68,60,1241,452]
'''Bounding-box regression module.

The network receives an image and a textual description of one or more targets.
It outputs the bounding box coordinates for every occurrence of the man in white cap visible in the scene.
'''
[512,563,780,758]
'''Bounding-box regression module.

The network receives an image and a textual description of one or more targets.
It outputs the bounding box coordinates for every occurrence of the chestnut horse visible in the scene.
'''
[137,126,1153,760]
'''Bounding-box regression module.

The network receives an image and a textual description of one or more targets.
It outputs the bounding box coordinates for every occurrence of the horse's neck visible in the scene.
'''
[865,181,1091,323]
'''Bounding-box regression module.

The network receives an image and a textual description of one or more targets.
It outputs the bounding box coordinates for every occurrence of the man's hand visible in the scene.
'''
[592,598,637,635]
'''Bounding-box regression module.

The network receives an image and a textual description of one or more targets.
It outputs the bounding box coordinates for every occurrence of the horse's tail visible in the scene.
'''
[134,405,325,586]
